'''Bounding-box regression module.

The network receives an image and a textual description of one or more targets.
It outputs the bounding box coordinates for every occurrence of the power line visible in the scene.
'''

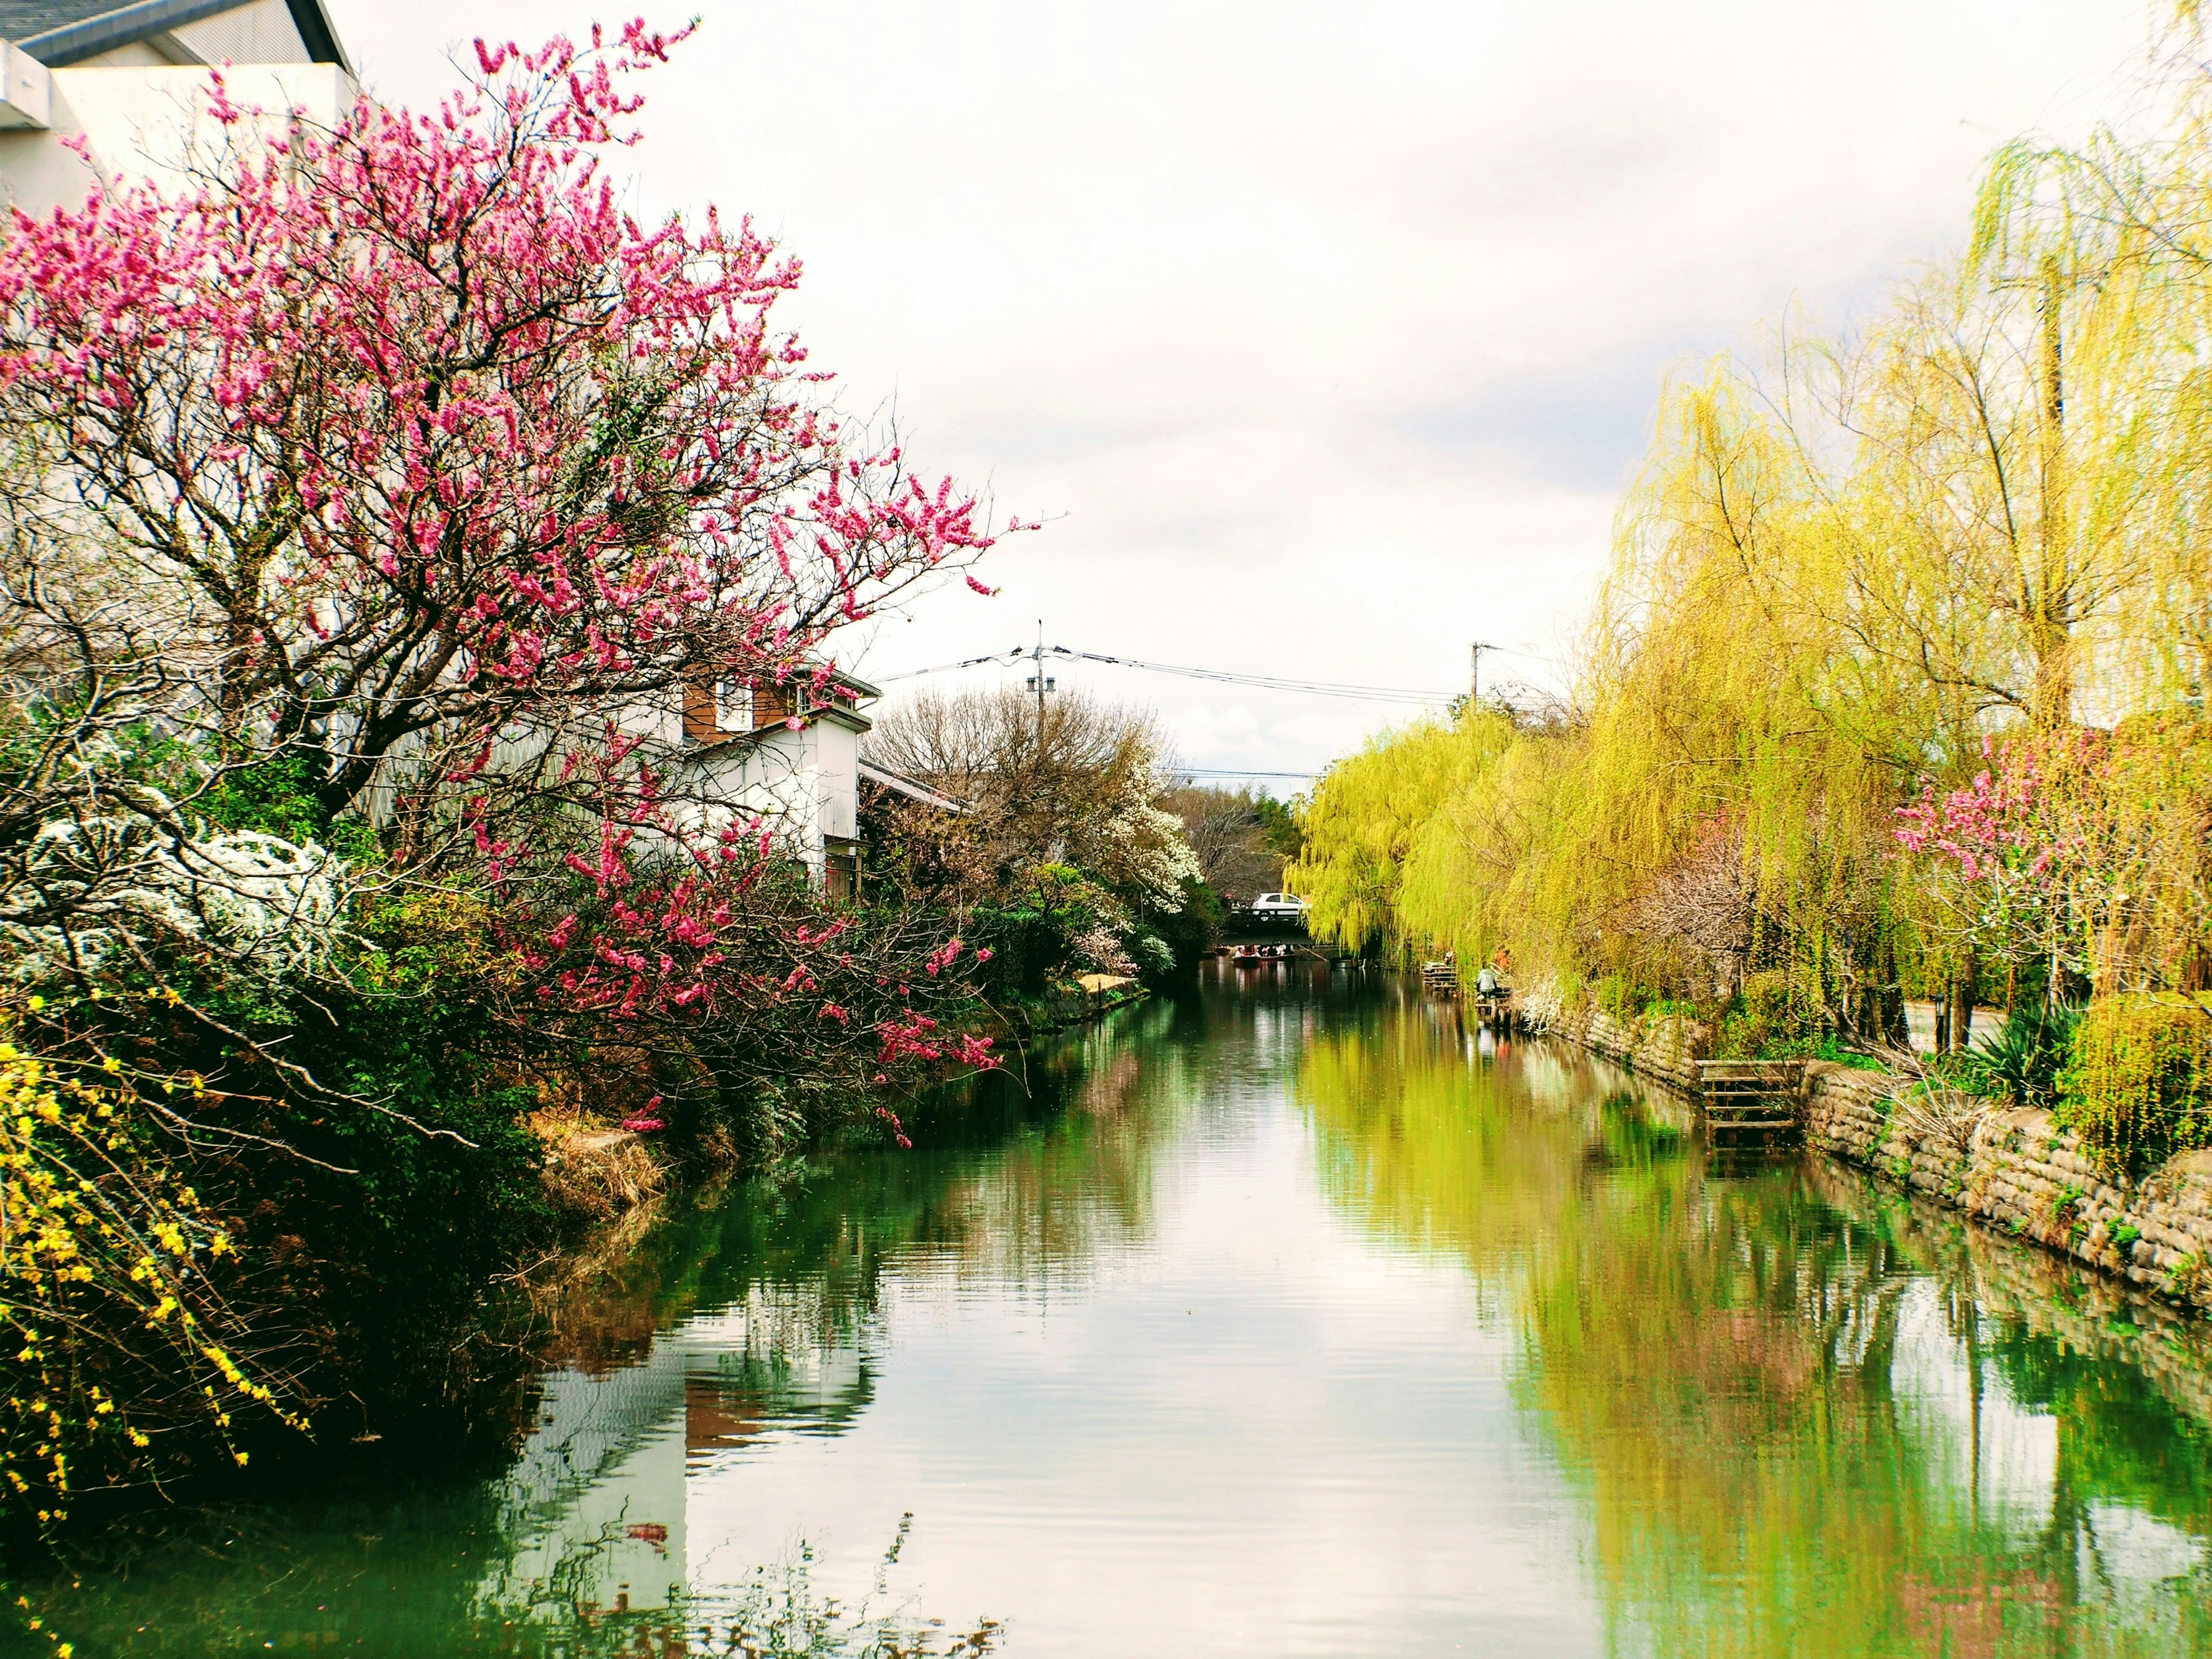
[874,647,1029,682]
[1053,647,1450,704]
[1173,767,1320,780]
[872,641,1455,706]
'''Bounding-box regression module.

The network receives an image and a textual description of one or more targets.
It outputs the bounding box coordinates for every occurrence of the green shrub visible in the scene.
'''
[1596,974,1653,1022]
[2058,994,2212,1176]
[1142,877,1223,977]
[1953,1003,2081,1111]
[969,863,1126,995]
[1130,933,1177,977]
[1711,970,1816,1059]
[1765,1031,1886,1070]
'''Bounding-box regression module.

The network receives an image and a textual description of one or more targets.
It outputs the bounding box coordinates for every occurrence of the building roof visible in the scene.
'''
[6,1,350,71]
[858,759,968,814]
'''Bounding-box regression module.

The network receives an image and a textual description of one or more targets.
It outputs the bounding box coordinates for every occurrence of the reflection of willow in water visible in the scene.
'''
[1297,1003,2212,1658]
[1296,1003,1676,1323]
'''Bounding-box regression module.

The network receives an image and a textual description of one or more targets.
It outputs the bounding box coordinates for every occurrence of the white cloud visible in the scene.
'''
[329,0,2149,774]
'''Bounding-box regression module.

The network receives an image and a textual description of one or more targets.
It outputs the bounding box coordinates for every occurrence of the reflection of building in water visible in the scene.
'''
[478,1286,873,1621]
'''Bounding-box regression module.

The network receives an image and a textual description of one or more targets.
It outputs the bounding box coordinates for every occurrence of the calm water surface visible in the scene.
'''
[28,968,2212,1654]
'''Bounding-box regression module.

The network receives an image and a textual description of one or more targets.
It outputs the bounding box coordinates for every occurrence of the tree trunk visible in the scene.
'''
[1951,952,1978,1054]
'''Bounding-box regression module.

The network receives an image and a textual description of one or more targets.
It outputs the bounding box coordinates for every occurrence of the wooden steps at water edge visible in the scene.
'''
[1696,1059,1805,1139]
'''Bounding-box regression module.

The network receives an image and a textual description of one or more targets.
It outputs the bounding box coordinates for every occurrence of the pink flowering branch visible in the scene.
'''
[0,22,1021,1151]
[1893,729,2173,991]
[0,22,1025,835]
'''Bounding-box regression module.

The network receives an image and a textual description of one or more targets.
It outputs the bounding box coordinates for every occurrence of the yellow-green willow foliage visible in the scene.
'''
[1297,25,2212,1012]
[1289,714,1521,957]
[1297,370,1927,1006]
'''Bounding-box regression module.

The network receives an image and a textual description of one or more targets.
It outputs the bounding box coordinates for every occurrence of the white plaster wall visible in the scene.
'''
[681,728,822,863]
[78,42,182,70]
[0,62,356,217]
[674,719,868,878]
[813,721,859,840]
[613,686,684,749]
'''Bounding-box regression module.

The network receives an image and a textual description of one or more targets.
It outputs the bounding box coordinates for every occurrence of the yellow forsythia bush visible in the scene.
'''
[2060,993,2212,1176]
[0,995,290,1530]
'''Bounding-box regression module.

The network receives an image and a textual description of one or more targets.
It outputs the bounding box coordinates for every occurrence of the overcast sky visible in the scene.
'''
[328,1,2150,782]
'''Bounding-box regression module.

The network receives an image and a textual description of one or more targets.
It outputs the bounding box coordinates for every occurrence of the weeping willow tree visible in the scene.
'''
[1288,714,1521,957]
[1294,10,2212,1039]
[1296,369,1933,1031]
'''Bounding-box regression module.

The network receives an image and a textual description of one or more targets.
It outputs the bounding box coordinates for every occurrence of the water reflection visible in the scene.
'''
[22,970,2212,1656]
[1301,987,2212,1656]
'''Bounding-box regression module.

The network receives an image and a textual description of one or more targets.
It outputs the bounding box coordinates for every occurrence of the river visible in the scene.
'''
[18,967,2212,1655]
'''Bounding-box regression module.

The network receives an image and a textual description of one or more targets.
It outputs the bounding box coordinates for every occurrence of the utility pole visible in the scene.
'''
[1469,641,1495,710]
[1025,619,1055,753]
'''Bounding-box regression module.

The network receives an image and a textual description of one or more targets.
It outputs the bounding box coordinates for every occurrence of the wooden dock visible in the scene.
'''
[1696,1059,1804,1139]
[1421,961,1457,995]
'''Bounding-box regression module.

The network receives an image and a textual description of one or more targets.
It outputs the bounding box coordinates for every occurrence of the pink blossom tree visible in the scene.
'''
[0,20,1006,825]
[0,20,1033,1525]
[0,22,1013,1140]
[1894,727,2212,999]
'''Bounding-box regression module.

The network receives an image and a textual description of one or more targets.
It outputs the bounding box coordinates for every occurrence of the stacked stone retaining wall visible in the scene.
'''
[1799,1061,2212,1312]
[1540,1003,2212,1315]
[1551,1007,1707,1093]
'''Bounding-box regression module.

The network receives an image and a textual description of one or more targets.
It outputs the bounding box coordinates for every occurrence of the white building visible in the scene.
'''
[643,671,960,896]
[667,672,882,899]
[0,2,355,215]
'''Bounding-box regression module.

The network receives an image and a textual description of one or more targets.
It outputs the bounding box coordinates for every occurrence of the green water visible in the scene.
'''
[18,968,2212,1655]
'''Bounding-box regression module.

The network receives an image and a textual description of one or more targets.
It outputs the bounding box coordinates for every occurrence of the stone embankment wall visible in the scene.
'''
[1020,976,1148,1033]
[1541,1005,2212,1314]
[1550,1006,1707,1093]
[1800,1062,2212,1312]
